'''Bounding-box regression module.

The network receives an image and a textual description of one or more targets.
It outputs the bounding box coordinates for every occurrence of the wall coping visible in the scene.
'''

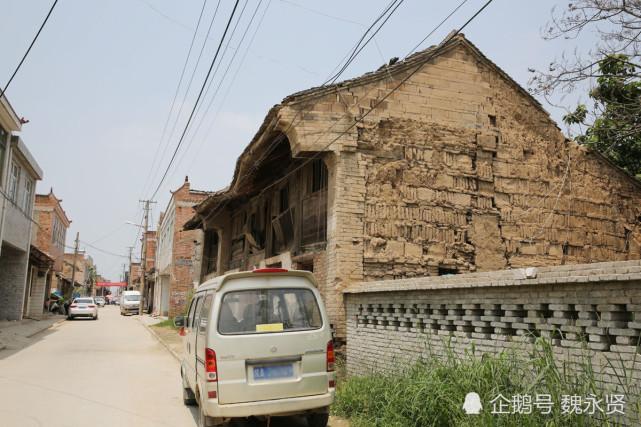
[344,259,641,294]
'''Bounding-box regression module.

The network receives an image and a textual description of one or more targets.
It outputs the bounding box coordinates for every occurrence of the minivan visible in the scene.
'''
[174,268,335,427]
[120,290,141,315]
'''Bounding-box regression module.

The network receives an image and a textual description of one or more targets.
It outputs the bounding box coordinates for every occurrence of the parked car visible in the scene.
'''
[175,268,334,427]
[120,291,140,315]
[94,296,106,307]
[113,297,120,305]
[67,297,98,320]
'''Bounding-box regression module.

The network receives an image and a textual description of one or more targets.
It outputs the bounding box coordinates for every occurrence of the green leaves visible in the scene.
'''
[565,55,641,176]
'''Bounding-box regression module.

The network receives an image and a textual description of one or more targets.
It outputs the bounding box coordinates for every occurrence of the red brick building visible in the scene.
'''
[153,177,210,317]
[33,190,71,297]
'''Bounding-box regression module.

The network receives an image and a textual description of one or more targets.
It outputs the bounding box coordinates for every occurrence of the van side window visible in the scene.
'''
[198,294,213,335]
[191,294,204,334]
[186,299,196,328]
[191,296,203,330]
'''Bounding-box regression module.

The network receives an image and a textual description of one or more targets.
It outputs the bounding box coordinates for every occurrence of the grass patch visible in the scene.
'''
[333,338,639,426]
[152,318,178,330]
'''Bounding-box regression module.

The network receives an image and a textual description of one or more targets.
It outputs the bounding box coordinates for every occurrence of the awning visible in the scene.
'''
[95,282,127,287]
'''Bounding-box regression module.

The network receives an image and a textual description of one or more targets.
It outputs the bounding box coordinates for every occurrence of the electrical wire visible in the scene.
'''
[168,0,263,180]
[0,0,59,99]
[323,0,404,86]
[139,0,210,197]
[150,0,242,200]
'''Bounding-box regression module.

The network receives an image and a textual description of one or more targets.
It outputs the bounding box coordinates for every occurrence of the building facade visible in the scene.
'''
[154,177,210,317]
[185,35,641,341]
[33,190,71,299]
[0,95,44,320]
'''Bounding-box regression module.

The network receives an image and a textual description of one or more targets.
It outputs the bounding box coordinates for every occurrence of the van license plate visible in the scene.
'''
[253,364,294,380]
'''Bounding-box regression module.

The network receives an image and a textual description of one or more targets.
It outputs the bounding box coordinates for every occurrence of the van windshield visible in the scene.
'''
[218,288,322,334]
[124,295,140,302]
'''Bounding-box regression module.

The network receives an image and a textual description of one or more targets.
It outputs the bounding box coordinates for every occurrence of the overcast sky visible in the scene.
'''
[0,0,597,281]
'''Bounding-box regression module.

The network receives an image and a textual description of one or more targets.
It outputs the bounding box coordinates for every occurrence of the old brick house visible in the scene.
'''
[34,190,72,298]
[153,177,211,317]
[185,34,641,340]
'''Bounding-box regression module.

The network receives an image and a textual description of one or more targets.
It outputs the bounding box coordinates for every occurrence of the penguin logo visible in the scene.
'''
[463,392,483,415]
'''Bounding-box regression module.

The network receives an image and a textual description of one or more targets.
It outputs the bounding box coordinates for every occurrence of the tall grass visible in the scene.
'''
[333,338,639,426]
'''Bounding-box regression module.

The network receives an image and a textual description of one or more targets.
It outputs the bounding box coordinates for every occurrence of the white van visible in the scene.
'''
[175,268,335,427]
[120,290,141,315]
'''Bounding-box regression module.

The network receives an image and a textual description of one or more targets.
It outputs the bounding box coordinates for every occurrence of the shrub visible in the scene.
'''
[333,338,638,426]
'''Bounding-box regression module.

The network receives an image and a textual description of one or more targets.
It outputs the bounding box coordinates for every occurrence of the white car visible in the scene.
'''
[175,269,334,427]
[94,296,106,307]
[68,297,98,320]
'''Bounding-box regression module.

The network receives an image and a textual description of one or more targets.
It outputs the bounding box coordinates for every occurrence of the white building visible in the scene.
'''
[0,96,43,320]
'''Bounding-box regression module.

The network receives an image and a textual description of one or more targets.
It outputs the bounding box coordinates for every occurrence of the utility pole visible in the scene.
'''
[127,246,134,290]
[139,199,156,315]
[69,232,80,300]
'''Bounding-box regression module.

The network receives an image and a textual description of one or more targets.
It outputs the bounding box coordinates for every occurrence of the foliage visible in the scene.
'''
[562,55,641,175]
[152,318,178,330]
[333,338,638,427]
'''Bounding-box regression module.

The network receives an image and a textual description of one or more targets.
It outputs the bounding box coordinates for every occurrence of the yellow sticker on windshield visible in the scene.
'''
[256,323,283,332]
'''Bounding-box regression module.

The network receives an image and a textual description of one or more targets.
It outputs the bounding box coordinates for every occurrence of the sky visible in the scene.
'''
[0,0,598,281]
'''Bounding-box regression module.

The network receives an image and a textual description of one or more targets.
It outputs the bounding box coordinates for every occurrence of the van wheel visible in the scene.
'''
[307,412,329,427]
[182,375,196,406]
[183,387,197,406]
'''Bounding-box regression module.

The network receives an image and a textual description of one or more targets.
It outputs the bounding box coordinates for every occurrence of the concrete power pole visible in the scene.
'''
[69,232,80,300]
[127,246,134,290]
[139,199,155,315]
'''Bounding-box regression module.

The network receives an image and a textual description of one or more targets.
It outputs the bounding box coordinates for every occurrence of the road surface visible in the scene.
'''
[0,305,197,427]
[0,305,346,427]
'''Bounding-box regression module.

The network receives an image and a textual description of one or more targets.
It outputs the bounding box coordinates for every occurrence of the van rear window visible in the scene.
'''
[218,288,322,334]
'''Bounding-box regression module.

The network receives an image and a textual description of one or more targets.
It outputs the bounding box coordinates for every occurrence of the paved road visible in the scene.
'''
[0,306,347,427]
[0,305,197,427]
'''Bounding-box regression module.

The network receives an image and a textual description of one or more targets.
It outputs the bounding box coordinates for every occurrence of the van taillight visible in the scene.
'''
[253,268,288,273]
[326,340,335,372]
[205,348,218,382]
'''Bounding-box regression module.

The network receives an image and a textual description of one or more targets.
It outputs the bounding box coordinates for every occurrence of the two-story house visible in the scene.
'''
[184,34,641,342]
[0,96,44,320]
[153,177,210,317]
[33,189,72,302]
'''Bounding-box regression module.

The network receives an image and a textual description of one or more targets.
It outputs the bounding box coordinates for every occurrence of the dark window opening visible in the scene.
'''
[310,159,328,193]
[488,115,497,127]
[204,231,219,275]
[279,186,289,213]
[438,266,458,276]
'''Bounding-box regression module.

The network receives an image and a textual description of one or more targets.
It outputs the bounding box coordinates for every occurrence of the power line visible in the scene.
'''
[79,240,129,259]
[181,0,272,175]
[140,0,210,197]
[323,0,405,86]
[149,0,224,193]
[404,0,470,57]
[1,0,60,99]
[169,0,264,180]
[150,0,242,200]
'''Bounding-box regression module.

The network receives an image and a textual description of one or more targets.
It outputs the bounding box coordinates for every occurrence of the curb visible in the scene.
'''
[137,318,181,362]
[25,318,66,339]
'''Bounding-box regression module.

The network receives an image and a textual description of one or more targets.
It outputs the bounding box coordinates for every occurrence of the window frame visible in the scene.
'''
[9,162,20,202]
[217,288,323,336]
[198,294,213,335]
[22,177,33,214]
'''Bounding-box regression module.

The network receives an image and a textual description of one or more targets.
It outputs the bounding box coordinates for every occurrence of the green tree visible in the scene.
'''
[562,55,641,176]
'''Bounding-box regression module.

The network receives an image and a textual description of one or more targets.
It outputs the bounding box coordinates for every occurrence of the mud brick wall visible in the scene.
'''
[276,38,641,340]
[345,260,641,399]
